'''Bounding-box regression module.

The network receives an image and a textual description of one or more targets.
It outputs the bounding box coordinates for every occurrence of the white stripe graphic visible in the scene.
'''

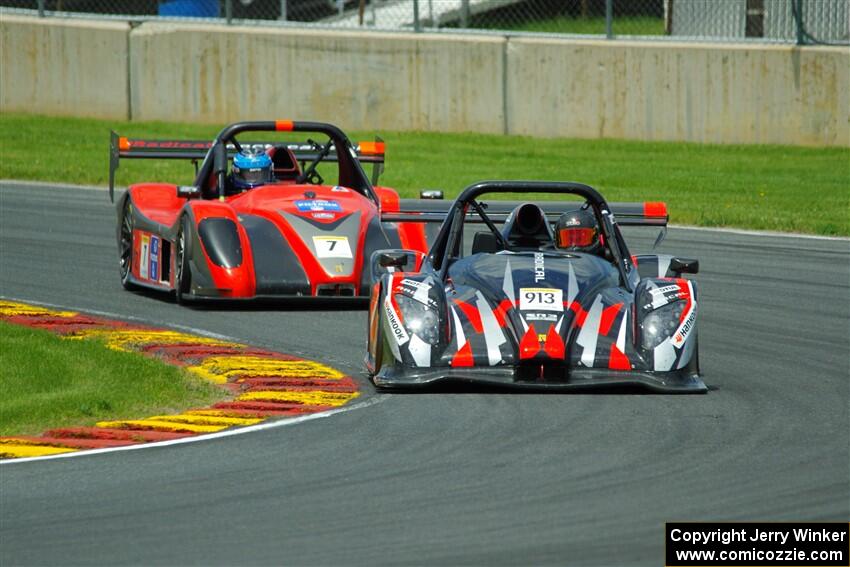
[502,259,515,307]
[475,291,506,366]
[576,295,604,368]
[450,305,467,351]
[657,254,673,278]
[566,263,578,305]
[616,308,628,353]
[412,277,432,305]
[407,333,432,367]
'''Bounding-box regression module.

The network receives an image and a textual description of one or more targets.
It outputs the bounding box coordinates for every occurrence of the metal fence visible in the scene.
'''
[3,0,848,44]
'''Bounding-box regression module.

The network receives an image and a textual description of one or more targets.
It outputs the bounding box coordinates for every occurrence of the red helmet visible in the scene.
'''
[555,208,602,254]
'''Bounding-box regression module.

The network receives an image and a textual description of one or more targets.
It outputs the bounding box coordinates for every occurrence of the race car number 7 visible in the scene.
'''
[519,288,564,311]
[312,236,353,259]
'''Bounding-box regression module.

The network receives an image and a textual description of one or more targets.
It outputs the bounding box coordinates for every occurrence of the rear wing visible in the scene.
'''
[381,199,668,227]
[108,131,386,200]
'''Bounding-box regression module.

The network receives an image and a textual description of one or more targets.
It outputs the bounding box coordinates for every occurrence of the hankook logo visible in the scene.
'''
[673,306,697,347]
[384,298,410,345]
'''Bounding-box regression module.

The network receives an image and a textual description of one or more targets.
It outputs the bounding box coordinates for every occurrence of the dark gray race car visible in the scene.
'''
[366,180,704,393]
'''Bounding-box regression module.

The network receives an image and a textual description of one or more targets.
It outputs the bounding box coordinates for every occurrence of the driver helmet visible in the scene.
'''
[555,207,602,255]
[232,150,272,191]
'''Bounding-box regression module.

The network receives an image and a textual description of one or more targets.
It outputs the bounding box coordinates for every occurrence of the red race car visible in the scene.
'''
[109,120,433,302]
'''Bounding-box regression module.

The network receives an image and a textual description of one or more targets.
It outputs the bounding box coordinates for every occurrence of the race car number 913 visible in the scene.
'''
[520,288,564,311]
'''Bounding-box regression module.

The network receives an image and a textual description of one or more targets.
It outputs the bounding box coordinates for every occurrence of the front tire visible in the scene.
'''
[366,287,385,379]
[119,200,137,290]
[174,215,192,304]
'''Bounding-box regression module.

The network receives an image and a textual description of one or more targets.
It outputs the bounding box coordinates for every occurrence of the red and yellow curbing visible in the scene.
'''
[0,300,360,460]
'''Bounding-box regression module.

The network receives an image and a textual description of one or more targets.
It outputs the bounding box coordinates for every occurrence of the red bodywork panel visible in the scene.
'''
[126,181,426,298]
[130,183,187,227]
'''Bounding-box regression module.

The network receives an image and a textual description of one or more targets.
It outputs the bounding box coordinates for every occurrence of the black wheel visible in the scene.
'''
[693,335,701,375]
[367,289,384,378]
[684,334,700,377]
[174,215,192,304]
[119,200,137,290]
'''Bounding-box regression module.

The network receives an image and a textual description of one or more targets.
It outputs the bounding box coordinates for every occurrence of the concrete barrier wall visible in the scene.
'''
[129,23,506,133]
[506,38,849,146]
[2,15,847,146]
[0,15,130,119]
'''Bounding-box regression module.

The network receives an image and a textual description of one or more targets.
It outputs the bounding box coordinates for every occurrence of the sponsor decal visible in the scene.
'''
[139,233,150,280]
[525,313,558,322]
[398,279,437,308]
[311,212,335,220]
[331,186,349,193]
[400,278,429,291]
[563,217,581,227]
[149,235,160,282]
[129,140,211,150]
[534,252,546,283]
[648,284,686,310]
[295,199,342,212]
[672,303,697,347]
[519,288,564,312]
[650,284,680,296]
[384,297,410,345]
[312,236,353,259]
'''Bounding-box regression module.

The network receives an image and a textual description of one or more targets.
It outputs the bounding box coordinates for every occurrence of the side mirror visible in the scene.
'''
[370,249,425,284]
[670,257,699,274]
[378,252,408,268]
[177,185,201,199]
[420,190,444,200]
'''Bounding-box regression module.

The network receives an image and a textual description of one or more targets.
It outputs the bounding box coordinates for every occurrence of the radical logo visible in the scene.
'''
[534,253,546,283]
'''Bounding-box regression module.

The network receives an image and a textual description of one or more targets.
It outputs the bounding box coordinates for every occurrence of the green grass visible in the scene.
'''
[493,15,665,35]
[0,321,226,436]
[1,112,848,235]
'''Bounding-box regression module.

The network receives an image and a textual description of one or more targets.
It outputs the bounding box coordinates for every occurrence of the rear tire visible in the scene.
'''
[119,200,137,290]
[174,215,192,304]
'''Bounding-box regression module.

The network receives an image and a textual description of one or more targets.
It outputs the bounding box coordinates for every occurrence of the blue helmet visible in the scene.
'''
[232,150,272,190]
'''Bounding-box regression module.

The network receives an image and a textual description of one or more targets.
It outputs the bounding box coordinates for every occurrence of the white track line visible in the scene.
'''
[668,223,849,242]
[0,396,388,466]
[0,295,382,465]
[0,179,107,192]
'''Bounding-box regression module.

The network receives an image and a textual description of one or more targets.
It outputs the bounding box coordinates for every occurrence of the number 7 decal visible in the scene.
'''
[312,236,352,259]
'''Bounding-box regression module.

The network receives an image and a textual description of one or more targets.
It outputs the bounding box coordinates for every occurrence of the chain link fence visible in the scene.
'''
[2,0,847,43]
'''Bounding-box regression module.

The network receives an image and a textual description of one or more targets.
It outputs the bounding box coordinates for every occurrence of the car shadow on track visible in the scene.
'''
[185,298,369,312]
[370,380,716,396]
[125,288,369,311]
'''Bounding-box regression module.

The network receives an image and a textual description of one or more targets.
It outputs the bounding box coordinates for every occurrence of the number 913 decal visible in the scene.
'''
[519,288,564,311]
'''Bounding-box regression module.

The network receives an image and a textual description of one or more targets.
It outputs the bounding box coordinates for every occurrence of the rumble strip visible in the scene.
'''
[0,300,360,460]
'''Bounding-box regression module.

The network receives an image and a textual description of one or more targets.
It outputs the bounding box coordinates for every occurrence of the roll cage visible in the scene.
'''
[425,181,637,292]
[197,121,378,202]
[109,120,383,205]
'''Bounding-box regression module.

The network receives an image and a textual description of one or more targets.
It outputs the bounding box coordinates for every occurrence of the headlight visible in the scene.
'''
[640,300,684,350]
[395,294,441,345]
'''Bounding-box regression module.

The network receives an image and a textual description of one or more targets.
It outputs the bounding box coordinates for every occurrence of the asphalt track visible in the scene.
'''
[1,182,848,566]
